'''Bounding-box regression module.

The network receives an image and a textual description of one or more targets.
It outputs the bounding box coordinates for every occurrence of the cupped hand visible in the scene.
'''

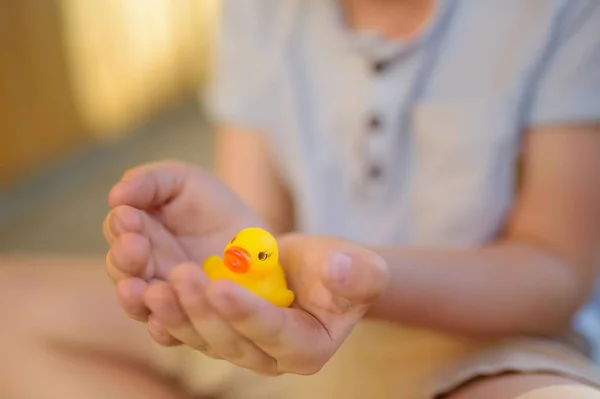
[145,234,389,375]
[103,160,264,334]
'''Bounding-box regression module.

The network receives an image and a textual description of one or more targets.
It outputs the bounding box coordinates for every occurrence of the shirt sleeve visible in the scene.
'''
[528,0,600,125]
[203,0,284,131]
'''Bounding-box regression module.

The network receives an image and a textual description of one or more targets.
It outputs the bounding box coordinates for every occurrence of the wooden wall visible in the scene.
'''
[0,1,83,188]
[0,0,219,189]
[59,0,216,137]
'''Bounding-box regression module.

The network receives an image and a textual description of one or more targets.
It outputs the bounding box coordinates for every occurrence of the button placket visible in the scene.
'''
[352,120,384,198]
[366,112,385,180]
[366,57,394,186]
[362,113,390,197]
[356,57,396,198]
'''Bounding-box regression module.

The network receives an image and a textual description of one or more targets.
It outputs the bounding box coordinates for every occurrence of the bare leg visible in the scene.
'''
[445,374,600,399]
[0,255,192,399]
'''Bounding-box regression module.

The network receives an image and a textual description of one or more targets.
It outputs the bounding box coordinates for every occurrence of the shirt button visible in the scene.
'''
[369,115,382,131]
[372,60,390,74]
[368,164,384,179]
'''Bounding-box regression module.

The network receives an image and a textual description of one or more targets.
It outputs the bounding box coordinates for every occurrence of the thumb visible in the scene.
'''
[321,247,389,306]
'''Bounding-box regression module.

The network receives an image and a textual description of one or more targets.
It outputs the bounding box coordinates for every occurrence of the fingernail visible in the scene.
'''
[176,278,201,299]
[120,172,137,182]
[209,290,235,311]
[173,269,207,299]
[148,318,165,336]
[328,253,352,285]
[108,212,120,232]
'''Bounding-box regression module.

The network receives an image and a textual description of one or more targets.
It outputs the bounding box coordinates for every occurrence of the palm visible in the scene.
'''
[131,212,230,281]
[118,166,263,282]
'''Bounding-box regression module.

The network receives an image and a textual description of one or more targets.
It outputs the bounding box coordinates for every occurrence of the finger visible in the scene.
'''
[103,206,144,245]
[206,280,328,358]
[106,250,127,283]
[321,251,389,306]
[108,161,189,209]
[144,281,212,353]
[170,264,278,373]
[280,234,389,307]
[205,280,328,375]
[147,314,182,347]
[116,278,150,321]
[102,215,116,244]
[106,233,151,283]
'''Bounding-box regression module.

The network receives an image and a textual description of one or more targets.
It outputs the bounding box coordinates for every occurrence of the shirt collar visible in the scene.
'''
[324,0,455,62]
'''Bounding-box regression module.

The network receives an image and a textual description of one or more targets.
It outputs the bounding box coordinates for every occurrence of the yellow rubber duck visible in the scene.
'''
[202,227,295,307]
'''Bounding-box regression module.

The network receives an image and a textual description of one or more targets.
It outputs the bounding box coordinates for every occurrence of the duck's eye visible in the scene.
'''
[258,252,270,261]
[230,236,237,244]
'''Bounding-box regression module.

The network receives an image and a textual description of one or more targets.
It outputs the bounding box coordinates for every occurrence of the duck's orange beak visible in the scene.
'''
[223,247,251,274]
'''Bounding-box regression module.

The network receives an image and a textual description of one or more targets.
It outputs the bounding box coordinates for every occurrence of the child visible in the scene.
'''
[3,0,600,398]
[103,0,600,397]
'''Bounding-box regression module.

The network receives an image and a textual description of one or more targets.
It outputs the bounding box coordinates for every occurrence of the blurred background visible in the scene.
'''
[0,0,219,254]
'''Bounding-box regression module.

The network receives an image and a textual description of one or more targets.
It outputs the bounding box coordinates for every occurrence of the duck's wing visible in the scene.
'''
[202,255,224,279]
[266,287,295,308]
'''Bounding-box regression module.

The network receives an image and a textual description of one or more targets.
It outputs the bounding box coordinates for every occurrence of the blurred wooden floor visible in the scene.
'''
[0,98,213,254]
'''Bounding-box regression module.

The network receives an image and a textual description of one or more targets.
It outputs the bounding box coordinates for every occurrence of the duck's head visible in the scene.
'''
[223,227,279,276]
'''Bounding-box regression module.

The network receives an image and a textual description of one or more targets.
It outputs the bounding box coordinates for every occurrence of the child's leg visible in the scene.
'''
[445,374,600,399]
[0,255,191,399]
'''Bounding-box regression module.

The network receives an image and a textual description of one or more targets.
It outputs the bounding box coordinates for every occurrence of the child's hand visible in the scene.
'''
[103,161,264,338]
[144,234,389,375]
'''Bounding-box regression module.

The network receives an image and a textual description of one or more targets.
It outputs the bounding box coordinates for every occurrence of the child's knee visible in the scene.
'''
[515,385,600,399]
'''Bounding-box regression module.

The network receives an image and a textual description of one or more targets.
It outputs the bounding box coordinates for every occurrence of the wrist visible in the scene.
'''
[362,246,403,320]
